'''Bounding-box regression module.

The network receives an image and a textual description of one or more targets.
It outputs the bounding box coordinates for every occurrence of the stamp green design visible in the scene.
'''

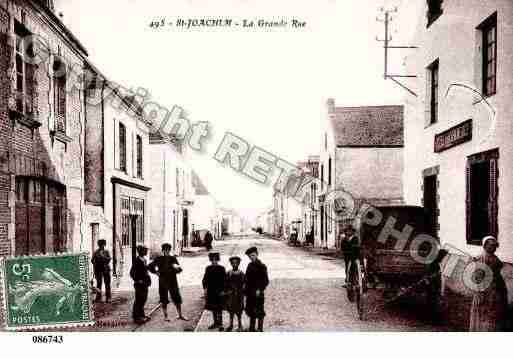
[1,253,94,330]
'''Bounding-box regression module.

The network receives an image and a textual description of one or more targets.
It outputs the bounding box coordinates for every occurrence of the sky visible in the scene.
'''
[55,0,421,222]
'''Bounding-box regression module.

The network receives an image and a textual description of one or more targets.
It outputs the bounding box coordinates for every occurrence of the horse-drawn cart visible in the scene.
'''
[345,205,440,320]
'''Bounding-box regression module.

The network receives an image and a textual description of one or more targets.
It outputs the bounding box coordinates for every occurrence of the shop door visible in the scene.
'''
[423,175,438,237]
[49,184,65,252]
[120,196,145,273]
[182,209,189,248]
[15,178,44,256]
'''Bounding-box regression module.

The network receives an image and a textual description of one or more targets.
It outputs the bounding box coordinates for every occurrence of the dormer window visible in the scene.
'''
[427,0,443,28]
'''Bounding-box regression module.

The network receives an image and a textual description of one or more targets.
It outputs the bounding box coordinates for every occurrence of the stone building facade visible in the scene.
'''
[83,67,152,282]
[0,0,88,256]
[318,100,404,249]
[402,0,513,261]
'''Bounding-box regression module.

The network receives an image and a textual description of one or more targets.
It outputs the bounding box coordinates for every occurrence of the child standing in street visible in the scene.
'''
[202,252,226,331]
[225,256,245,331]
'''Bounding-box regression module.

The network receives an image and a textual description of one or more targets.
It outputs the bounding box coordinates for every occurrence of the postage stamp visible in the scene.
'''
[0,253,94,331]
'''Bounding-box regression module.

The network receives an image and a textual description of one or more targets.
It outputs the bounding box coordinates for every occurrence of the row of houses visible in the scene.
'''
[267,0,513,264]
[0,0,228,284]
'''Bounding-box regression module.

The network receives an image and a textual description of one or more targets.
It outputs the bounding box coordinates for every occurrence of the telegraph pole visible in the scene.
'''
[376,6,418,96]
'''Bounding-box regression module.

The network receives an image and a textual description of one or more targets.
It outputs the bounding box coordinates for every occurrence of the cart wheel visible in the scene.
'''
[355,260,367,321]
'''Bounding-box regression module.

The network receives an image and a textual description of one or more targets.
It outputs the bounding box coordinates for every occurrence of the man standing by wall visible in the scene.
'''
[91,239,111,303]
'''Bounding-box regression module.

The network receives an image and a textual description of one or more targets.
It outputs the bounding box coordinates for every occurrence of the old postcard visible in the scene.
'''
[0,1,511,351]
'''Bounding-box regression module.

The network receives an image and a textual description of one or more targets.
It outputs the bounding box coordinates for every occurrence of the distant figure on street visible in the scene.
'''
[244,246,269,332]
[91,239,111,303]
[204,230,214,251]
[341,225,359,286]
[202,252,226,330]
[148,243,188,321]
[469,236,508,331]
[225,256,245,331]
[130,245,151,324]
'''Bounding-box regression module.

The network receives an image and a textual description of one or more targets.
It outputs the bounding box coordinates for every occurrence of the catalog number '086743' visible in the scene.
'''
[32,335,64,344]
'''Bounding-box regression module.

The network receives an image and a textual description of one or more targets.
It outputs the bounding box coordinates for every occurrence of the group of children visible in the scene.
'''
[93,239,269,331]
[202,246,269,332]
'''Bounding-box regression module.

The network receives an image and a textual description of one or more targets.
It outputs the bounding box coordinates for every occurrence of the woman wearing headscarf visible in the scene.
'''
[469,236,508,331]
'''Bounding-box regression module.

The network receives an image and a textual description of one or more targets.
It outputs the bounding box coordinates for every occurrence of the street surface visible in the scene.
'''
[92,234,448,332]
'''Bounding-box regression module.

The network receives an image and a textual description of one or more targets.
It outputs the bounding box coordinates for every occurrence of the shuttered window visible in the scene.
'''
[53,58,66,133]
[466,149,499,245]
[119,122,127,172]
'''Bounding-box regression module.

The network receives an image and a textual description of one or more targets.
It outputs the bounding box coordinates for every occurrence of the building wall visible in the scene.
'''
[403,0,513,261]
[147,142,187,255]
[335,147,403,201]
[0,0,88,256]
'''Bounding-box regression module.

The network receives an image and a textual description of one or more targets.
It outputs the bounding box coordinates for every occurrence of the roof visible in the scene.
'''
[192,171,209,195]
[329,105,404,147]
[30,0,88,56]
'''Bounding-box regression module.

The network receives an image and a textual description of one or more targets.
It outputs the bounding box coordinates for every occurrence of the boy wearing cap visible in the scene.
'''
[244,247,269,332]
[225,256,245,331]
[91,239,111,303]
[130,245,151,323]
[202,252,226,330]
[148,243,188,321]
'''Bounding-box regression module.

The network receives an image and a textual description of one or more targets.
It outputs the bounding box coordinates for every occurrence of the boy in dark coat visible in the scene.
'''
[202,252,226,330]
[130,245,151,324]
[91,239,111,303]
[244,246,269,332]
[148,243,188,321]
[225,256,245,332]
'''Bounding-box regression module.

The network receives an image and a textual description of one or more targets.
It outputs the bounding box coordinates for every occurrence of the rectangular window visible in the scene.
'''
[30,180,42,203]
[53,58,67,133]
[479,13,497,97]
[14,21,28,115]
[466,149,498,245]
[119,122,127,172]
[15,178,26,202]
[427,0,443,27]
[427,59,439,124]
[328,158,332,186]
[321,164,324,190]
[136,135,143,178]
[91,223,99,247]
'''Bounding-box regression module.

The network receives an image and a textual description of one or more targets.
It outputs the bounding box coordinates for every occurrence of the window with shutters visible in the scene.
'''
[426,59,439,125]
[136,135,143,178]
[119,122,127,172]
[478,13,497,97]
[466,149,499,245]
[53,58,67,133]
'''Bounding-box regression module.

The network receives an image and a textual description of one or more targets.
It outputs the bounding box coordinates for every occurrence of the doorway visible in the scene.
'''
[423,174,438,237]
